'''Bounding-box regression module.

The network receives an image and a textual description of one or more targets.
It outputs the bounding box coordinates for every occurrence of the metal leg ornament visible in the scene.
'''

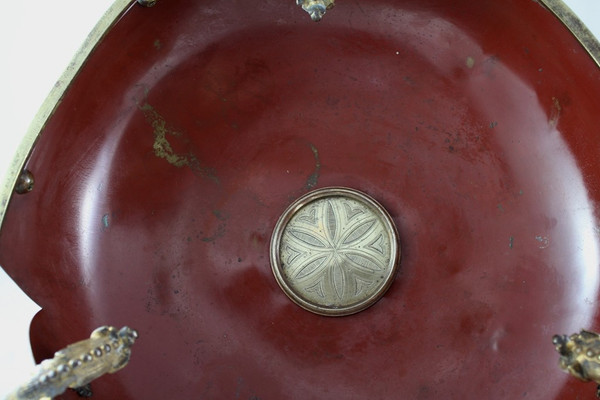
[5,326,138,400]
[553,330,600,397]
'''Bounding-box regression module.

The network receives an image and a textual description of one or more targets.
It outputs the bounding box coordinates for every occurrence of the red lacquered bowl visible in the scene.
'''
[1,0,600,398]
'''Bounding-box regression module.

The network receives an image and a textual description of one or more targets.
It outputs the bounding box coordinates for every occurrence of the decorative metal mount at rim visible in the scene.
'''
[297,0,335,22]
[270,187,400,316]
[136,0,157,7]
[136,0,336,22]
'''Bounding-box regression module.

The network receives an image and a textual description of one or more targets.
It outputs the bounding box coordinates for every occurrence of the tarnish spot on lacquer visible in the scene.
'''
[535,235,550,249]
[305,144,321,189]
[549,97,561,128]
[136,100,219,183]
[465,56,475,69]
[102,214,110,229]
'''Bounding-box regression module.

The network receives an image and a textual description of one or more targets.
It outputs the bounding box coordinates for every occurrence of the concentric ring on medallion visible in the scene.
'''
[270,187,400,316]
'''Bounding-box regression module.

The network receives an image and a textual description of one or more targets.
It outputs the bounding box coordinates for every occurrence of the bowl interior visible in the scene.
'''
[1,0,600,398]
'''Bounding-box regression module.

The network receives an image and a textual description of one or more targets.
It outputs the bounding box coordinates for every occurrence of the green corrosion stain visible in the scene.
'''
[139,103,189,167]
[137,100,219,183]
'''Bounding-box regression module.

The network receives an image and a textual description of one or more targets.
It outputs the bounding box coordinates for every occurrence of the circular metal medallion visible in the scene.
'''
[270,187,400,316]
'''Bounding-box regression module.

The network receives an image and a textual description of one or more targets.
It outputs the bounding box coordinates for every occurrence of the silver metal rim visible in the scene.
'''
[0,0,134,233]
[539,0,600,68]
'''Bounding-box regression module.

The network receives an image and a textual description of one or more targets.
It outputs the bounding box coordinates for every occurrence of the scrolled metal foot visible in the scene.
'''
[553,330,600,396]
[6,326,138,400]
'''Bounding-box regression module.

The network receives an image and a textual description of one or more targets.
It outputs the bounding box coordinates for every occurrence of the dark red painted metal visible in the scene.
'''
[2,0,600,398]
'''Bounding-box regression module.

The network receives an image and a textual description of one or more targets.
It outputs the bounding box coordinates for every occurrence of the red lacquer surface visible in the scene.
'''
[2,0,600,398]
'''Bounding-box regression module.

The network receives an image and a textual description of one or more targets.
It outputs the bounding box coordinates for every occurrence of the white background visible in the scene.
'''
[0,0,599,396]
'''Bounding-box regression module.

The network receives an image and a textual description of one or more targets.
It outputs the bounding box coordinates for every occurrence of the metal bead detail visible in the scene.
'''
[57,364,70,374]
[15,169,34,194]
[588,350,595,358]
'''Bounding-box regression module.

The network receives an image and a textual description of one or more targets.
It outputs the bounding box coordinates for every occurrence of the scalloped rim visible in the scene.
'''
[0,0,134,233]
[0,0,598,233]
